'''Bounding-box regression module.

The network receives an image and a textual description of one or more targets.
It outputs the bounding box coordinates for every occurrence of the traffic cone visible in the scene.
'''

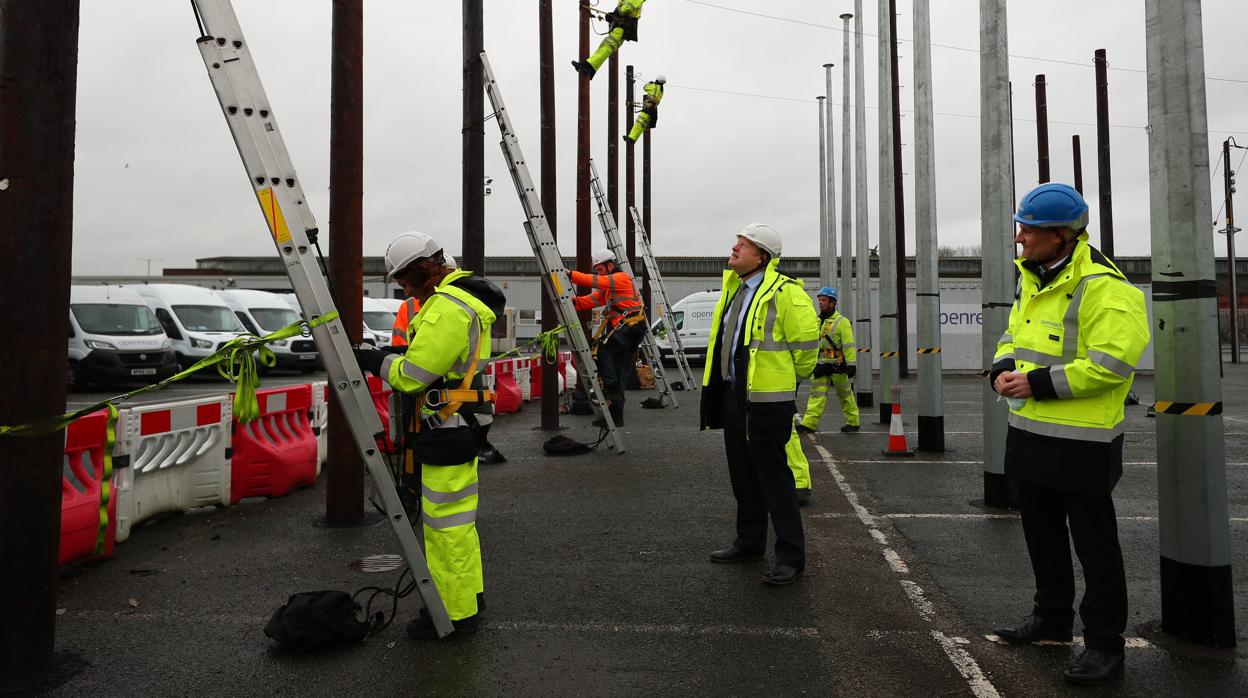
[881,385,914,457]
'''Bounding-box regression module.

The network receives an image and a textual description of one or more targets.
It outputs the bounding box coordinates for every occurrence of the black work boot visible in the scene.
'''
[571,60,596,78]
[1063,647,1124,685]
[992,613,1073,644]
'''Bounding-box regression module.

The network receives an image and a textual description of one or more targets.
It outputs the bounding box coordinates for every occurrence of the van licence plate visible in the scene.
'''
[131,368,157,376]
[299,353,316,360]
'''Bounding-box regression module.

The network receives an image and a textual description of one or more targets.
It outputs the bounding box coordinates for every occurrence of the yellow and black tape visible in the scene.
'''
[880,351,899,358]
[916,347,942,354]
[1153,400,1223,416]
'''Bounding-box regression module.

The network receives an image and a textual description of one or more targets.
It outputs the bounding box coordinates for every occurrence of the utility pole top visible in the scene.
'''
[823,62,834,68]
[840,13,854,19]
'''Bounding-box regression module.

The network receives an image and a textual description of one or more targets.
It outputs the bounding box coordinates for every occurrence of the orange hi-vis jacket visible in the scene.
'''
[570,269,644,330]
[390,297,422,347]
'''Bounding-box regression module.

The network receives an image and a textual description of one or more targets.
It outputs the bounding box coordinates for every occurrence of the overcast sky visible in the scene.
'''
[71,0,1248,276]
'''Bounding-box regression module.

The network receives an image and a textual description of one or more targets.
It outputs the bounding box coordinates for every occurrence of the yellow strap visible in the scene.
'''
[95,403,119,555]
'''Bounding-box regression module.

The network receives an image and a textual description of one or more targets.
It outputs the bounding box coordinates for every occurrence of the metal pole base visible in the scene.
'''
[983,471,1020,510]
[878,402,892,425]
[916,415,945,452]
[1160,556,1237,648]
[856,391,874,408]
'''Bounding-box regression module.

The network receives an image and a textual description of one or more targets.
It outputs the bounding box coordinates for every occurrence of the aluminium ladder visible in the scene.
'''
[191,0,455,637]
[479,51,624,453]
[630,206,698,388]
[587,159,678,407]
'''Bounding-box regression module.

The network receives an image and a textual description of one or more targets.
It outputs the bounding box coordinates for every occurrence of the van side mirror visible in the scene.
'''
[155,308,182,340]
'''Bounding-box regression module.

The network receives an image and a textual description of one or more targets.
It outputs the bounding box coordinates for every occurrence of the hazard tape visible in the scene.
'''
[880,351,899,358]
[1153,400,1223,416]
[916,347,942,354]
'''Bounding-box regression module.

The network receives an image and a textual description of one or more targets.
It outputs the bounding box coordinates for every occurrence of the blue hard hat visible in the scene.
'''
[817,286,838,300]
[1013,183,1089,229]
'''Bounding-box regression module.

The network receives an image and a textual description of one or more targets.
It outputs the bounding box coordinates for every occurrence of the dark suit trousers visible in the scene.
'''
[722,383,805,569]
[1019,481,1127,653]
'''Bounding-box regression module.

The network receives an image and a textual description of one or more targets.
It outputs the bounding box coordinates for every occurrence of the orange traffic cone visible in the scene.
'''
[882,385,914,457]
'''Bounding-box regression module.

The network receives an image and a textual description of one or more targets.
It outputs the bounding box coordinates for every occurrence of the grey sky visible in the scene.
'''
[71,0,1248,276]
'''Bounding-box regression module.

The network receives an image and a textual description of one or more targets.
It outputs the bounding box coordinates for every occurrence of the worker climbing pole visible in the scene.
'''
[624,74,664,143]
[572,0,646,80]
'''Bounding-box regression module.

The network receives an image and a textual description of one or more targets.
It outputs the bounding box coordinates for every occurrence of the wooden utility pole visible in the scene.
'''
[626,65,637,305]
[1095,48,1115,259]
[462,0,485,273]
[1035,74,1050,183]
[0,2,80,691]
[1072,135,1084,193]
[576,1,592,326]
[539,0,560,428]
[608,56,624,264]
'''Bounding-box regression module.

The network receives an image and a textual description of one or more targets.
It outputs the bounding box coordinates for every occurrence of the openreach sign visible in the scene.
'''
[938,307,983,333]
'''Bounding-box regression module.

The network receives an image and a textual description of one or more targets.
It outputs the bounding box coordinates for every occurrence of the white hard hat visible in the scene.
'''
[655,74,667,84]
[737,223,782,258]
[444,254,457,269]
[591,249,616,266]
[384,231,443,280]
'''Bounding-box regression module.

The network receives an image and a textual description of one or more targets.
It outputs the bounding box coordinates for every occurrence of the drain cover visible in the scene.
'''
[350,554,404,573]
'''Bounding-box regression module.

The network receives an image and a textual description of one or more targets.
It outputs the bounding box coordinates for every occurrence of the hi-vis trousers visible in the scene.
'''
[421,457,483,620]
[800,373,860,429]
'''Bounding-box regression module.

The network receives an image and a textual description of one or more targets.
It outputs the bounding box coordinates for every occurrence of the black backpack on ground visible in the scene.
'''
[264,590,372,653]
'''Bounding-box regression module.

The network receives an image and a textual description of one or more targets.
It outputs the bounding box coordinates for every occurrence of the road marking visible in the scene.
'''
[812,512,1248,523]
[984,633,1154,649]
[489,620,820,639]
[842,459,1248,467]
[810,439,1001,698]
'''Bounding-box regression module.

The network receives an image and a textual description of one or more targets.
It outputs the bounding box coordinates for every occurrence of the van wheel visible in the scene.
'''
[68,363,86,392]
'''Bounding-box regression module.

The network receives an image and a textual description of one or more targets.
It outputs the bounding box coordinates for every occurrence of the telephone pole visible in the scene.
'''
[1072,135,1084,194]
[576,1,592,326]
[462,0,485,273]
[1223,139,1241,364]
[1095,48,1115,259]
[539,0,560,429]
[1035,74,1050,183]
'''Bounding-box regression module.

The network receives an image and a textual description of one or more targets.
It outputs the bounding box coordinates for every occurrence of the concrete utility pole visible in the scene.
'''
[1095,48,1115,259]
[462,0,485,273]
[1035,74,1050,183]
[1072,135,1084,194]
[818,95,829,285]
[823,63,837,286]
[840,14,855,323]
[1146,0,1237,648]
[853,0,873,409]
[876,0,899,423]
[609,55,624,263]
[913,0,944,452]
[1224,139,1241,364]
[326,0,365,525]
[0,2,79,691]
[980,0,1016,509]
[626,65,637,304]
[539,0,560,429]
[888,0,908,377]
[576,0,592,325]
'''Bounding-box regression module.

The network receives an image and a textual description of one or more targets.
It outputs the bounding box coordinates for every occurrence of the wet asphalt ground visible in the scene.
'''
[37,367,1248,696]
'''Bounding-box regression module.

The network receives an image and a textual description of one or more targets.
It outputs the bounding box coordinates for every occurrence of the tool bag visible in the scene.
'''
[264,590,372,653]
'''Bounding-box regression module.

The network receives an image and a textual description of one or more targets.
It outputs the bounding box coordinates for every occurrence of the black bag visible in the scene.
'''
[264,590,371,653]
[543,434,592,456]
[569,388,594,415]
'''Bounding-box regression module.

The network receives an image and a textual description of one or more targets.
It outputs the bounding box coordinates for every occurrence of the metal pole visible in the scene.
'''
[889,0,908,377]
[643,116,653,316]
[1035,74,1050,183]
[1225,140,1240,364]
[539,0,560,429]
[913,0,944,452]
[326,0,365,524]
[1146,0,1236,647]
[980,0,1017,509]
[576,0,592,326]
[1072,135,1084,194]
[840,14,855,324]
[0,2,78,690]
[818,95,829,286]
[823,64,837,286]
[626,65,637,308]
[609,55,624,265]
[853,0,873,409]
[1095,48,1115,259]
[876,0,898,423]
[462,0,485,272]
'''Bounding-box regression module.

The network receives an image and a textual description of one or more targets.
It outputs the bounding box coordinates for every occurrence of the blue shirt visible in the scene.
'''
[726,272,764,383]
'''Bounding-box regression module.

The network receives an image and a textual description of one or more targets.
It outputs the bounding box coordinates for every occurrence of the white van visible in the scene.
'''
[650,290,721,364]
[362,296,396,347]
[127,283,247,371]
[69,285,177,389]
[217,289,319,373]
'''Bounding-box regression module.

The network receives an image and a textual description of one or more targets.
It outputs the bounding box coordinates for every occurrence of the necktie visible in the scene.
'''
[720,287,746,382]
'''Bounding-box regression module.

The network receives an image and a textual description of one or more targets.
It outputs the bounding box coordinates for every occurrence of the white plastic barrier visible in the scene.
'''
[113,395,233,542]
[311,380,328,467]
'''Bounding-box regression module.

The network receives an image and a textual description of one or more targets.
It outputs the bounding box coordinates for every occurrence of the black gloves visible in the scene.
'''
[812,364,834,378]
[845,365,856,379]
[353,347,388,376]
[382,344,407,355]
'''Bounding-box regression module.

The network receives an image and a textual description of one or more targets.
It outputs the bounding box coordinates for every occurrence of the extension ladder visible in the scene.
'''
[630,206,698,388]
[191,0,454,637]
[587,159,678,407]
[479,51,624,453]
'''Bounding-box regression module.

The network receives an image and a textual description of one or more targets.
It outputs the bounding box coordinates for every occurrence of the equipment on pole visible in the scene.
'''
[588,159,679,406]
[480,50,625,453]
[630,206,698,389]
[190,0,454,637]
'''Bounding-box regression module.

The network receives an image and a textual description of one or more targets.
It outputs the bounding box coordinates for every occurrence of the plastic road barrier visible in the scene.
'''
[230,384,317,503]
[60,409,117,565]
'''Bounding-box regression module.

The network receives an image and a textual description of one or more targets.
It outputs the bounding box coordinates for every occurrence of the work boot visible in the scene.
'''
[477,445,507,464]
[795,423,816,434]
[623,134,633,144]
[571,60,596,78]
[406,607,483,641]
[796,488,811,507]
[1063,647,1124,686]
[992,613,1073,645]
[841,424,860,433]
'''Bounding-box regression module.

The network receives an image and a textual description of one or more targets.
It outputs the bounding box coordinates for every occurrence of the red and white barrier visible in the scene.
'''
[230,384,317,503]
[60,409,117,566]
[114,396,232,542]
[367,375,397,453]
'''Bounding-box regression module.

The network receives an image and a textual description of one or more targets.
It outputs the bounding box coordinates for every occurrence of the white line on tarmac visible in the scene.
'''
[811,440,1001,698]
[811,512,1248,523]
[488,620,820,639]
[984,633,1154,650]
[842,459,1248,467]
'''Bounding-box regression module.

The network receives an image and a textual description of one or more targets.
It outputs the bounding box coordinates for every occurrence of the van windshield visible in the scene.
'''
[363,311,396,332]
[173,305,243,333]
[71,304,163,336]
[250,307,301,333]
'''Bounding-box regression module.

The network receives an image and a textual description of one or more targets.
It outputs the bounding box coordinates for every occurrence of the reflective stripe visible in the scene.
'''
[380,354,399,380]
[841,341,856,349]
[403,360,442,384]
[749,391,793,403]
[752,338,818,351]
[1060,273,1112,362]
[1049,365,1074,399]
[996,351,1015,361]
[998,331,1013,345]
[434,292,483,373]
[391,329,405,340]
[422,481,479,504]
[1015,347,1062,366]
[424,509,478,529]
[1088,350,1134,378]
[1008,413,1124,443]
[430,414,467,429]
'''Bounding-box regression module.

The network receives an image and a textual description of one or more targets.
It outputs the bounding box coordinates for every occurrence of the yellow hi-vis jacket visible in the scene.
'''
[700,259,819,434]
[993,234,1149,443]
[817,310,856,367]
[642,80,664,108]
[381,270,495,399]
